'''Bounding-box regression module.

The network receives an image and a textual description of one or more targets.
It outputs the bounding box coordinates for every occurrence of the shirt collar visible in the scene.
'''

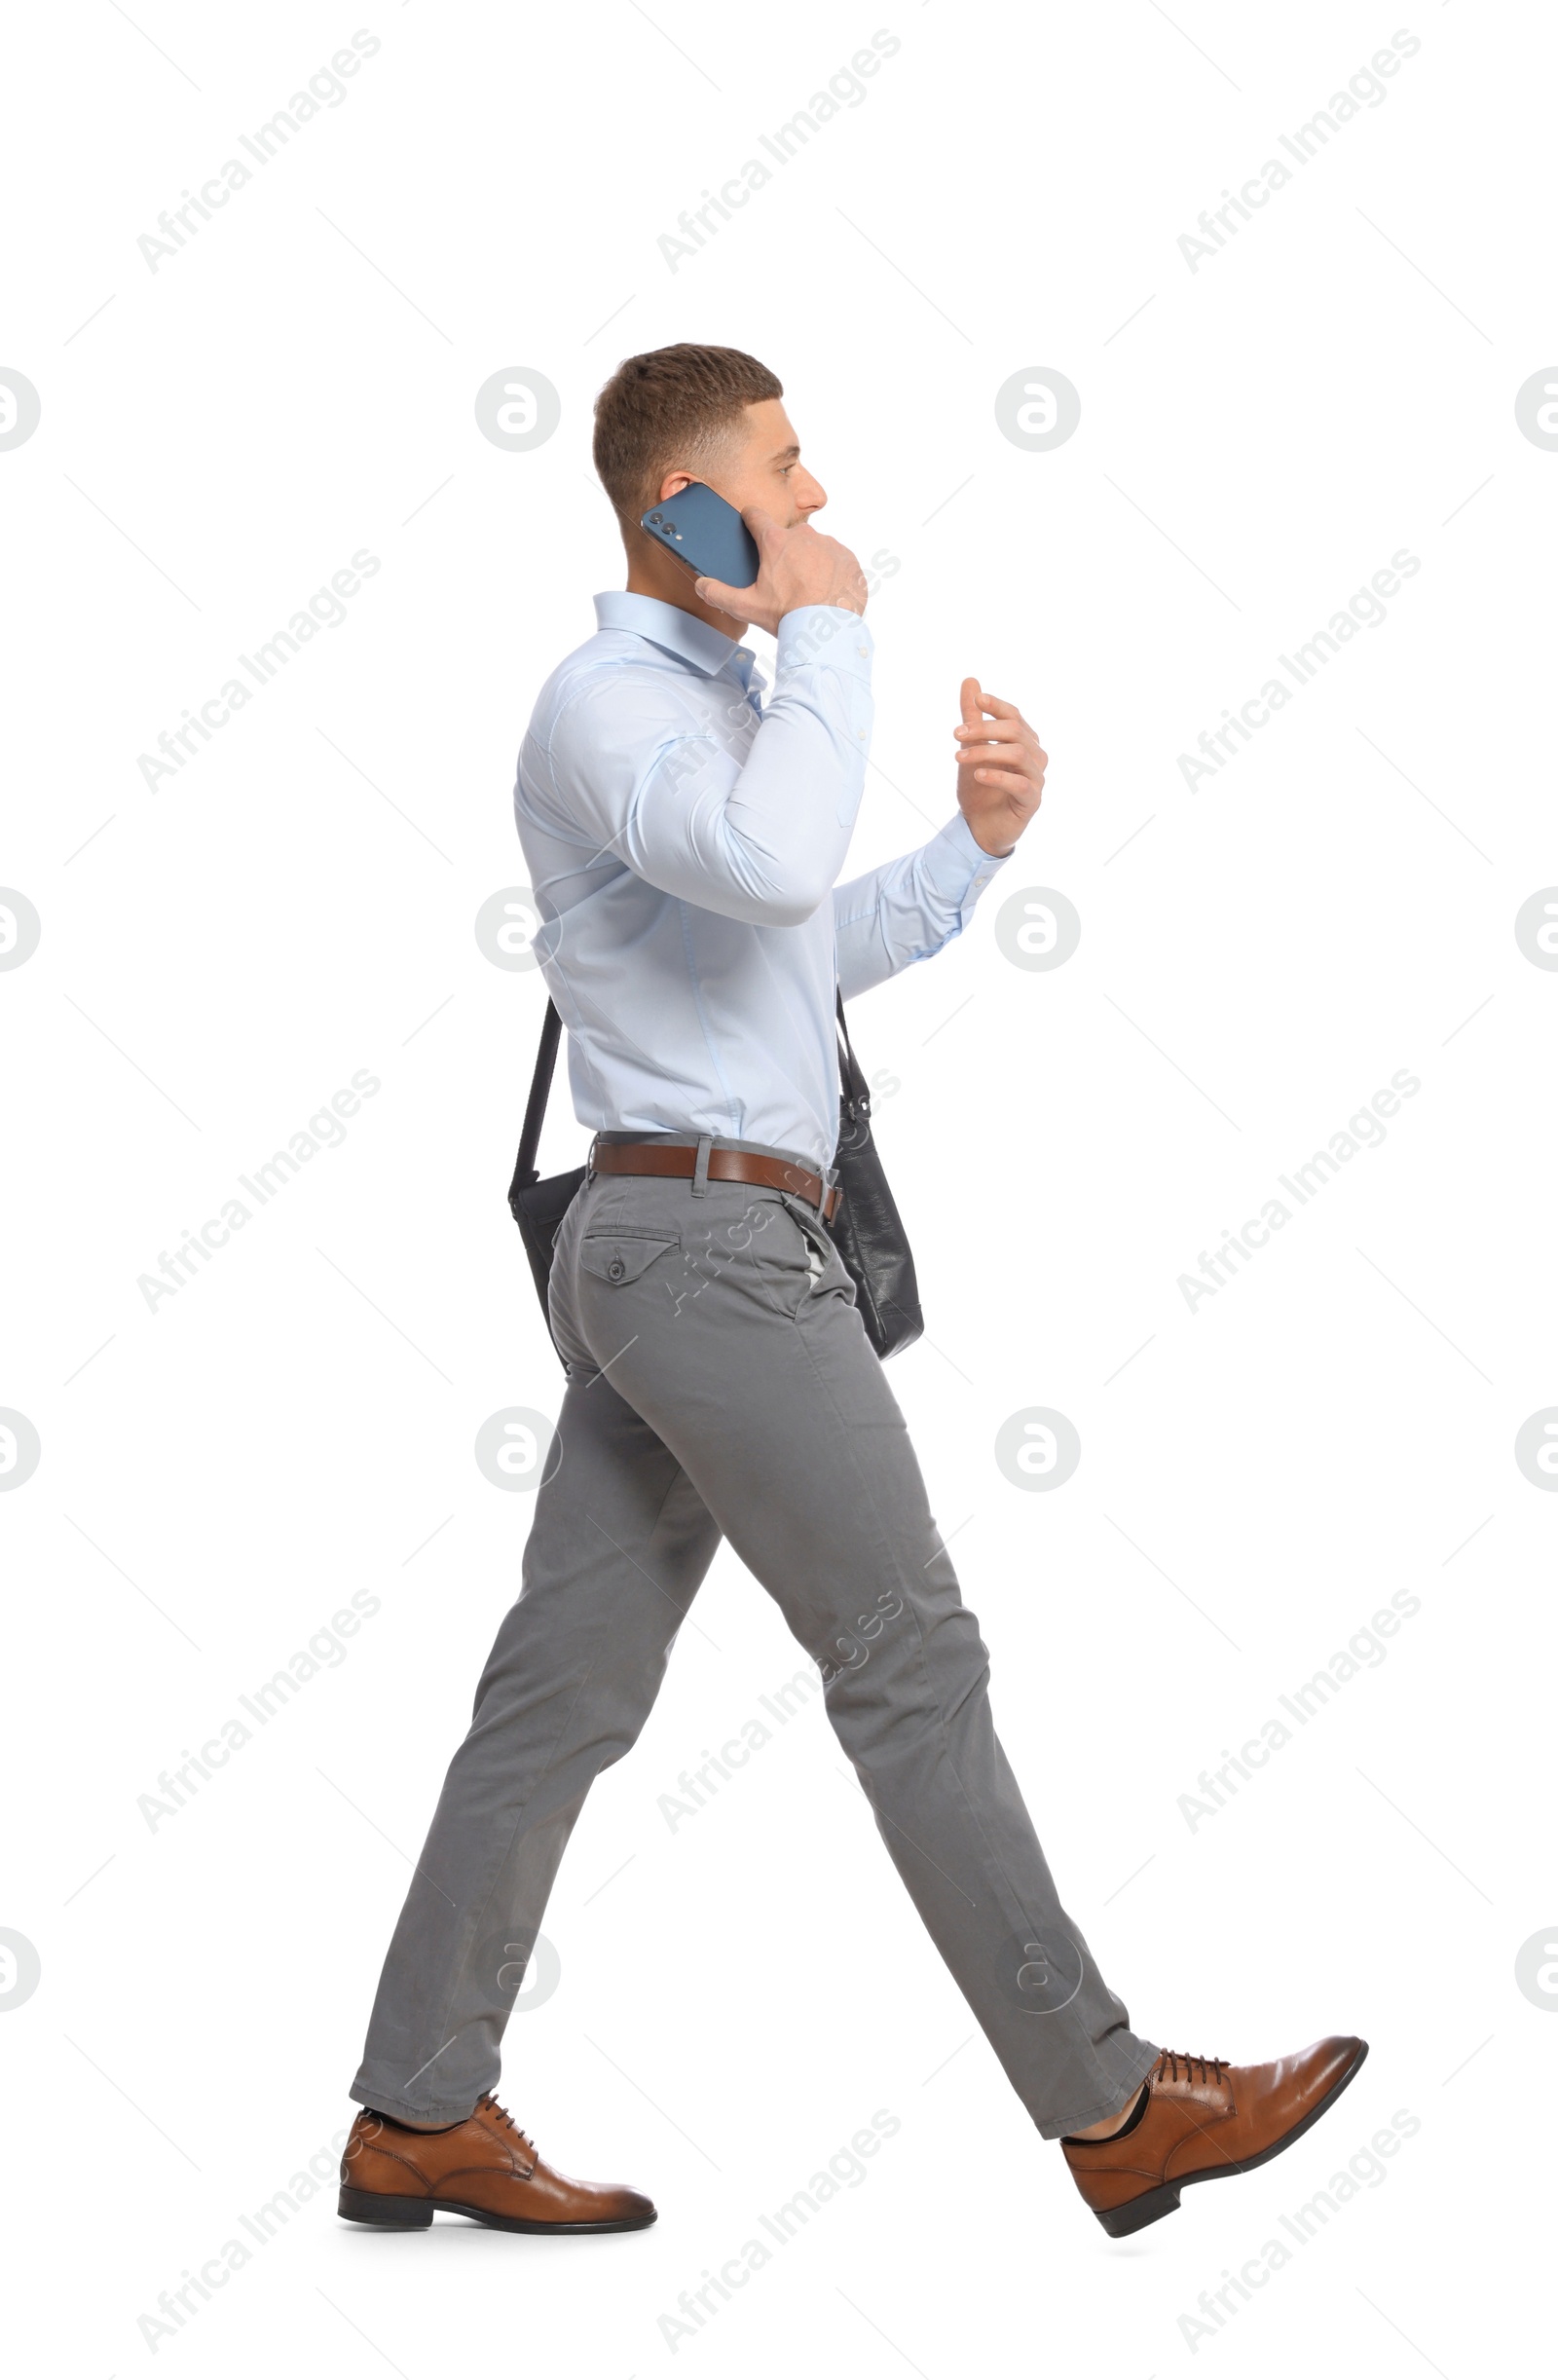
[594,590,755,686]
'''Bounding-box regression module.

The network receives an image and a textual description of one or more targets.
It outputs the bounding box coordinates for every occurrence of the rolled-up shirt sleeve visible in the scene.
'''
[835,810,1012,997]
[538,606,874,928]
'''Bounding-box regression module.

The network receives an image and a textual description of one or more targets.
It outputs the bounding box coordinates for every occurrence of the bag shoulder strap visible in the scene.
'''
[509,999,563,1206]
[835,986,871,1112]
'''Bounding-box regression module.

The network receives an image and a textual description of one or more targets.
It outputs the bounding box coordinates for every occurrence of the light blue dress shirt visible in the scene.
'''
[513,590,1011,1171]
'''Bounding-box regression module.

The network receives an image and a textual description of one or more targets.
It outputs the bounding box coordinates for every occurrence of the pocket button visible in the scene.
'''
[607,1256,626,1282]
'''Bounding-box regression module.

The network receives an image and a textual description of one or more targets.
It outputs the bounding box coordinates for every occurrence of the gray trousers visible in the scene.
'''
[351,1152,1158,2138]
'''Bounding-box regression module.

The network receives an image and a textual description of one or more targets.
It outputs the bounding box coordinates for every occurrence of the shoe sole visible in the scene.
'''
[1092,2038,1370,2239]
[337,2184,656,2235]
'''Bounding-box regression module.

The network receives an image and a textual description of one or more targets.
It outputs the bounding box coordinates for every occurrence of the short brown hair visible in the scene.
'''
[592,344,782,530]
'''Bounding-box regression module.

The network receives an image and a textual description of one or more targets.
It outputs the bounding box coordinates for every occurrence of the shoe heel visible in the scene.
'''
[1096,2182,1181,2238]
[338,2185,434,2228]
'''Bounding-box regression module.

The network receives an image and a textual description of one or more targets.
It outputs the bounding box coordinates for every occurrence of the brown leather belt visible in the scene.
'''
[591,1138,843,1222]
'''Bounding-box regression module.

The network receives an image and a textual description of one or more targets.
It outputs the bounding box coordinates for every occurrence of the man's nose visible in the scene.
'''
[796,470,827,516]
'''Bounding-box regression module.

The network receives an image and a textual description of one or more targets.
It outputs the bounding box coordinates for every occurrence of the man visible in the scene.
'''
[341,344,1365,2240]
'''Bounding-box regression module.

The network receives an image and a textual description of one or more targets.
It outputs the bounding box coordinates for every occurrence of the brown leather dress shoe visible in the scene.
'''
[338,2094,656,2234]
[1061,2036,1368,2237]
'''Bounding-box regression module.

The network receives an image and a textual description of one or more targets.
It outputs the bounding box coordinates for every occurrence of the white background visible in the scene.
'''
[3,1,1554,2371]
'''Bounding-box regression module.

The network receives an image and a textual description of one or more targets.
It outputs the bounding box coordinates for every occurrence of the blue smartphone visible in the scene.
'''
[640,482,760,587]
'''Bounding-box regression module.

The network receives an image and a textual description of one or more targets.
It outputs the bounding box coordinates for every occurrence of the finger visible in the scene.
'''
[971,766,1041,795]
[739,503,785,546]
[953,720,1031,746]
[959,676,982,727]
[954,733,1038,766]
[972,689,1023,721]
[693,576,758,612]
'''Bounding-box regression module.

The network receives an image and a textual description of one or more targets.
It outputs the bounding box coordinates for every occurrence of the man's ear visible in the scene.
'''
[655,468,696,503]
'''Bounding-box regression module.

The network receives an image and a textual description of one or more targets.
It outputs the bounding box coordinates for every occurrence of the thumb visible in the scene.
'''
[959,676,983,726]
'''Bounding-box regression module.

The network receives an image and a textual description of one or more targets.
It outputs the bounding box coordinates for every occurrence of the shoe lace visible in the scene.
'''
[1155,2049,1227,2086]
[477,2092,537,2157]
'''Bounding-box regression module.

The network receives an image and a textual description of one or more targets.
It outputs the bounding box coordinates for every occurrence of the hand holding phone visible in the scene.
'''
[641,488,869,634]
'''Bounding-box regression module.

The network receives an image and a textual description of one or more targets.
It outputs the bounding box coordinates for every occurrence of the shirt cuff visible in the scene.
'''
[921,810,1013,923]
[774,606,873,687]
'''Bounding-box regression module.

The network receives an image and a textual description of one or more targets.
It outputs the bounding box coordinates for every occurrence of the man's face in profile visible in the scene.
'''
[656,397,827,530]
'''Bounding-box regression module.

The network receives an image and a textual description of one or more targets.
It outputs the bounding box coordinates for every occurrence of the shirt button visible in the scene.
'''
[857,729,866,740]
[857,645,868,657]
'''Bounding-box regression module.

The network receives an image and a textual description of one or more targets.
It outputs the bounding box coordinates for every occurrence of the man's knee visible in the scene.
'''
[827,1604,990,1753]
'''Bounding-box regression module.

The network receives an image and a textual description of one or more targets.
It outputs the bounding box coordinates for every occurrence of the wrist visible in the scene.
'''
[778,595,866,623]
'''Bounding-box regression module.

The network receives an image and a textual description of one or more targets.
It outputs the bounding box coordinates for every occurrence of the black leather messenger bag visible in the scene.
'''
[507,992,923,1362]
[825,991,923,1359]
[505,1000,586,1339]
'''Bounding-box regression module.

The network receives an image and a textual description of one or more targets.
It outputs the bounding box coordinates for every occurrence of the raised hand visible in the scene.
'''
[952,680,1047,855]
[694,505,869,635]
